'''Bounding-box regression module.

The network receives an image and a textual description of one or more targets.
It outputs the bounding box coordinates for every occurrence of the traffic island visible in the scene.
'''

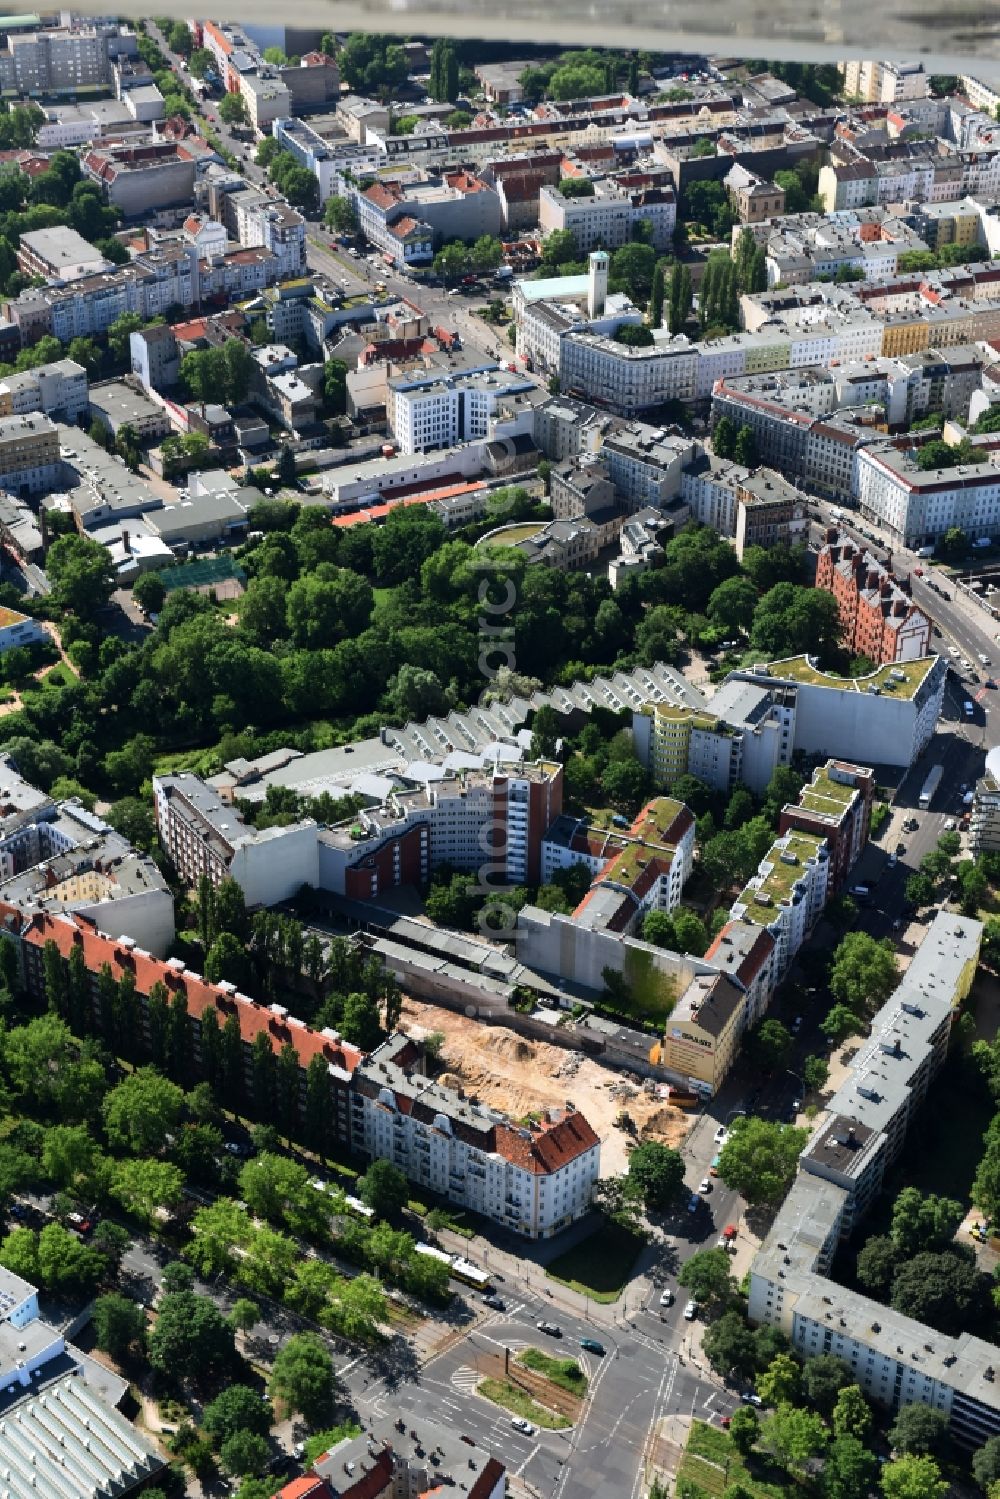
[475,1347,584,1428]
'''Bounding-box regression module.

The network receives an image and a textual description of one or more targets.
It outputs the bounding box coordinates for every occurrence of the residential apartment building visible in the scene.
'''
[732,655,946,768]
[83,142,198,217]
[0,358,88,422]
[318,760,564,898]
[729,828,830,975]
[152,773,319,907]
[971,742,1000,857]
[18,905,363,1152]
[0,25,124,94]
[633,678,797,798]
[273,115,381,205]
[352,1033,600,1240]
[239,71,292,134]
[600,423,696,507]
[0,605,47,658]
[680,453,751,536]
[733,469,809,559]
[0,412,60,495]
[663,921,777,1093]
[748,914,993,1445]
[539,797,696,936]
[538,176,676,253]
[778,759,875,892]
[816,534,932,663]
[389,366,535,454]
[840,60,929,104]
[236,198,307,279]
[855,442,1000,546]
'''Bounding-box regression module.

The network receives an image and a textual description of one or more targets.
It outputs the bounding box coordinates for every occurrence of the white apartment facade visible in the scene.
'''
[352,1037,600,1240]
[855,445,1000,546]
[389,368,535,454]
[538,181,676,253]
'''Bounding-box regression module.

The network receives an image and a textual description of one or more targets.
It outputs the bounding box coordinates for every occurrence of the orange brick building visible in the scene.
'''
[816,531,931,666]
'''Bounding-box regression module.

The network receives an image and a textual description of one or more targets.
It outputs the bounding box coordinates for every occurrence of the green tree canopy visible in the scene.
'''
[716,1117,807,1206]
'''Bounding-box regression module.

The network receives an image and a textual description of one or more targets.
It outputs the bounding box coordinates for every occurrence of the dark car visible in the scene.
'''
[580,1338,606,1355]
[537,1320,562,1337]
[482,1294,505,1310]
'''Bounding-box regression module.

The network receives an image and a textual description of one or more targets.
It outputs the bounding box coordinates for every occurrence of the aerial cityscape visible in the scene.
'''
[2,21,1000,1499]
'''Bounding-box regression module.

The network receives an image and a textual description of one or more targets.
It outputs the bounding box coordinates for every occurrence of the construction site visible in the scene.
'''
[399,994,692,1177]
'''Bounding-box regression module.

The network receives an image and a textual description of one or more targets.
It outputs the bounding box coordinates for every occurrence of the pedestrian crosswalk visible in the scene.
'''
[451,1365,480,1394]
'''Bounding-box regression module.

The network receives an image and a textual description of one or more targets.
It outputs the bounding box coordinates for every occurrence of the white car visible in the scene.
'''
[945,818,957,831]
[511,1417,535,1435]
[980,654,991,666]
[949,646,960,657]
[699,1178,712,1193]
[659,1288,675,1307]
[684,1300,698,1320]
[713,1125,728,1145]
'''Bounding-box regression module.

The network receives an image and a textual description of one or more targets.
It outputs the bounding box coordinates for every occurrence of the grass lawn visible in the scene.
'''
[546,1221,645,1302]
[478,1377,571,1429]
[518,1347,588,1395]
[679,1421,792,1499]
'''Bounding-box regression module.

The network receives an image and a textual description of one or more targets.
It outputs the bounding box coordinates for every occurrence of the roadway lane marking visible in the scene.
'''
[516,1443,541,1476]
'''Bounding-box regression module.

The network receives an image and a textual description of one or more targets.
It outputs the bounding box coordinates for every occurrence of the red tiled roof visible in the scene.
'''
[23,910,364,1076]
[387,215,426,241]
[330,480,488,529]
[363,182,402,211]
[494,1109,599,1174]
[275,1479,331,1499]
[470,1460,506,1499]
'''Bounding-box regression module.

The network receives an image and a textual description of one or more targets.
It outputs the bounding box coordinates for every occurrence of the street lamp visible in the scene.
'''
[725,1107,746,1127]
[787,1068,805,1106]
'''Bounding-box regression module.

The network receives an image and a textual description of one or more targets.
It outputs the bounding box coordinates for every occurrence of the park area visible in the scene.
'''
[400,995,691,1176]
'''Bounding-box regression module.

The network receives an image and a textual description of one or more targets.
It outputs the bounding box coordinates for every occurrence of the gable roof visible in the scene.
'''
[21,908,363,1076]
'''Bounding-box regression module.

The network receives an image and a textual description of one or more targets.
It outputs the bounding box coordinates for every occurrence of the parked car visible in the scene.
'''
[713,1125,728,1145]
[742,1392,764,1406]
[687,1194,700,1213]
[683,1300,698,1320]
[699,1178,712,1193]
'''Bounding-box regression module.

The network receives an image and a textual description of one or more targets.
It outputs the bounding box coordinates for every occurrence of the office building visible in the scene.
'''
[729,655,945,768]
[17,226,109,283]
